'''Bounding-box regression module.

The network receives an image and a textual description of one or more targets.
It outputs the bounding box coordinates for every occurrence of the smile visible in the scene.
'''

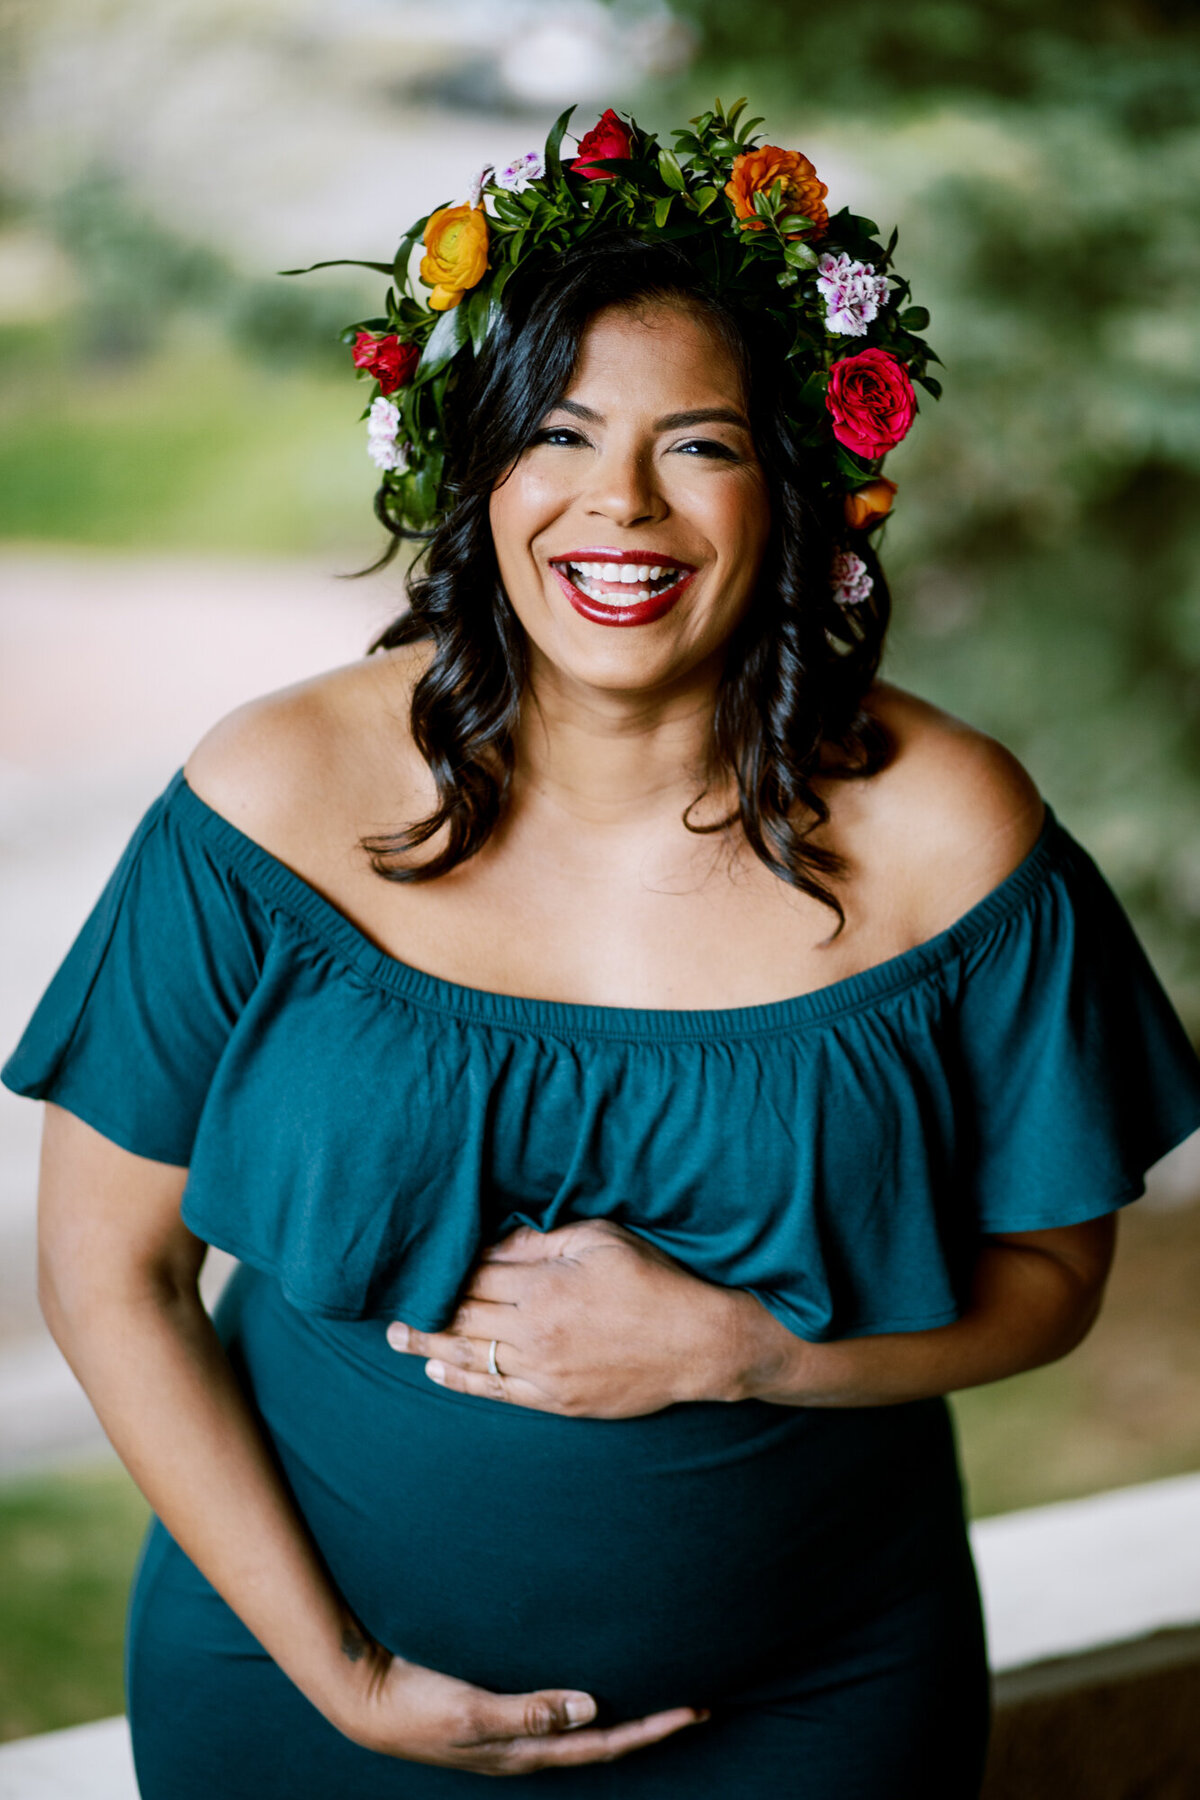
[549,552,697,628]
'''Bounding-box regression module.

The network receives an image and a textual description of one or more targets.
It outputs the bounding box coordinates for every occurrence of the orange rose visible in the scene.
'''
[844,478,898,530]
[724,145,828,239]
[420,203,489,311]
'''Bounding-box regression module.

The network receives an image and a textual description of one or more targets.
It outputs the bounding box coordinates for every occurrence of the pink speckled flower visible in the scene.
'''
[831,550,874,607]
[814,252,890,337]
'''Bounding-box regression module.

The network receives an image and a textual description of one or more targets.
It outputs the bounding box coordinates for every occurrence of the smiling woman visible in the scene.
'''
[361,227,891,923]
[6,102,1200,1800]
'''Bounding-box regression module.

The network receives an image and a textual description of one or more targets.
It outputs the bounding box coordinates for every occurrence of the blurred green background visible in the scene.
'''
[2,0,1199,1746]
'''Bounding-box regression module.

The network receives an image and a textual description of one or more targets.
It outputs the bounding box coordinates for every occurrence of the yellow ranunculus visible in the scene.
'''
[420,203,489,312]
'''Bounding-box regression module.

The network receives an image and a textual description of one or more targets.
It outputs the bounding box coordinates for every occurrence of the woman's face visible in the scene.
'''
[488,299,771,698]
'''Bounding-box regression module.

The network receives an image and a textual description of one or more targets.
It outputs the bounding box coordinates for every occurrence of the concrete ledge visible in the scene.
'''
[0,1717,133,1800]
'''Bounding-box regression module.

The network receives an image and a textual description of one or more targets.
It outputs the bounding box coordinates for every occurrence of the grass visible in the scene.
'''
[2,1199,1197,1744]
[0,1461,149,1742]
[0,322,371,555]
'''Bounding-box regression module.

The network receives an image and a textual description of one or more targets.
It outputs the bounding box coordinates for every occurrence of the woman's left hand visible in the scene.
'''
[385,1221,756,1417]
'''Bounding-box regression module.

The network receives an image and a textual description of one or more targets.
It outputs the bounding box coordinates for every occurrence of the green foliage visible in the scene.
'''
[0,1463,149,1742]
[0,324,368,552]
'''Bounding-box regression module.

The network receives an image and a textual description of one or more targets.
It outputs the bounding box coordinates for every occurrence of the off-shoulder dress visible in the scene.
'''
[6,767,1200,1798]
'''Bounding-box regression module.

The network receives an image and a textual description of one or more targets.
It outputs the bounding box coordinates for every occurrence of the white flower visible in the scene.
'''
[495,151,545,193]
[467,163,494,208]
[815,252,891,338]
[831,550,873,608]
[366,397,410,473]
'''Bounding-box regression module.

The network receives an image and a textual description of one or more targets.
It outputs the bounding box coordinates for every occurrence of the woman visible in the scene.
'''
[6,104,1200,1798]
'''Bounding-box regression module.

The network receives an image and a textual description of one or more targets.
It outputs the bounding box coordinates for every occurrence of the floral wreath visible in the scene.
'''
[287,99,941,610]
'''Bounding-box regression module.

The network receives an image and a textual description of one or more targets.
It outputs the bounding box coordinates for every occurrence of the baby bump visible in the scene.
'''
[217,1265,968,1722]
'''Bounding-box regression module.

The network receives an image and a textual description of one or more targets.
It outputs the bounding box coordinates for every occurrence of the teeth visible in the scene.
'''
[559,561,686,602]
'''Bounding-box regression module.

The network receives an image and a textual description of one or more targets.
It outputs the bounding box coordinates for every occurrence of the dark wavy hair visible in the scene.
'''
[360,227,893,928]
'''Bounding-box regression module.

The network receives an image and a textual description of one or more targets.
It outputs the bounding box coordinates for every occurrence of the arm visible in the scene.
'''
[730,1217,1118,1407]
[388,1214,1117,1414]
[36,1105,703,1771]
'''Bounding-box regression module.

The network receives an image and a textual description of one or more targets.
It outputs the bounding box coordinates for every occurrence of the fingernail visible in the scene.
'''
[386,1323,410,1351]
[565,1697,595,1726]
[425,1360,446,1383]
[694,1708,711,1723]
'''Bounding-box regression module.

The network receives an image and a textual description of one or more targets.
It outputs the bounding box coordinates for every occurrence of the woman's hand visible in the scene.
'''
[344,1634,707,1774]
[386,1220,751,1417]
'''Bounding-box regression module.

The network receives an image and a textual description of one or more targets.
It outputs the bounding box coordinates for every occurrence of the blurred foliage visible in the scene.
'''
[666,0,1200,1025]
[0,1462,148,1741]
[0,321,367,553]
[48,170,364,370]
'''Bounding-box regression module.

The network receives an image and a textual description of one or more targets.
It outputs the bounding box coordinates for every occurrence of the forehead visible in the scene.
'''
[565,300,744,406]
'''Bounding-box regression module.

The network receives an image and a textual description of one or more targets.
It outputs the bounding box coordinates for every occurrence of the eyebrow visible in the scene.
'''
[551,399,752,433]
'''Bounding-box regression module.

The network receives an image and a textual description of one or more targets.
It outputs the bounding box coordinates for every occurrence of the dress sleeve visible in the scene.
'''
[951,819,1200,1234]
[1,772,266,1166]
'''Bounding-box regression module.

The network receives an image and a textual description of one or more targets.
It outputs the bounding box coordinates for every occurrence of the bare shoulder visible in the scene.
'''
[843,680,1046,939]
[183,640,434,866]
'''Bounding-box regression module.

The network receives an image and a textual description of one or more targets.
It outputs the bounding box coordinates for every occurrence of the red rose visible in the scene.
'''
[825,349,917,459]
[571,108,632,181]
[352,331,419,396]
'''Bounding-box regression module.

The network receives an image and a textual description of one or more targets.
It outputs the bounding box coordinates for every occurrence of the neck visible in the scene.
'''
[511,646,734,834]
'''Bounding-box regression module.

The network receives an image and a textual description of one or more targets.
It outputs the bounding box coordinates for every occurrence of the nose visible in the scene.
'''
[583,439,668,530]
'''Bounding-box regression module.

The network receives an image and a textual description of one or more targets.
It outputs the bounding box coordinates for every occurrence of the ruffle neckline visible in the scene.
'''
[172,769,1064,1043]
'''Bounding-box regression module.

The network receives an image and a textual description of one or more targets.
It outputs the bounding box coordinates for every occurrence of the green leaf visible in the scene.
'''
[898,306,931,330]
[657,149,685,191]
[737,116,765,143]
[392,216,430,290]
[466,284,492,356]
[278,258,394,276]
[784,240,818,269]
[777,269,799,289]
[693,185,719,213]
[726,97,748,129]
[544,104,577,183]
[654,194,674,228]
[416,302,468,381]
[834,445,874,480]
[491,260,517,300]
[913,373,943,399]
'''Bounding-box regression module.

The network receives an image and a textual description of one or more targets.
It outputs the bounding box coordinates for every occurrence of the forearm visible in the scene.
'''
[726,1241,1106,1408]
[42,1270,378,1732]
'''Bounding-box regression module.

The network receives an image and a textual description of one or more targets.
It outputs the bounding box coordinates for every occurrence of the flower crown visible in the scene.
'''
[288,98,941,586]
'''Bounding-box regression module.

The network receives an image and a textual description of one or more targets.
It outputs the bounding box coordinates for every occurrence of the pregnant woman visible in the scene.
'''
[7,103,1200,1797]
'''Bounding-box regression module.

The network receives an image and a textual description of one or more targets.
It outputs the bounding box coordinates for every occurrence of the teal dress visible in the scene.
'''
[6,768,1200,1799]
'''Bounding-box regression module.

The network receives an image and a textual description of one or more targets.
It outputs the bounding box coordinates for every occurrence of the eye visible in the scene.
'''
[673,438,739,461]
[528,426,588,448]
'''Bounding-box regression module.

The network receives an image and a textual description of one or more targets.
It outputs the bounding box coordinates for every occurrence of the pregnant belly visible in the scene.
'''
[217,1265,964,1722]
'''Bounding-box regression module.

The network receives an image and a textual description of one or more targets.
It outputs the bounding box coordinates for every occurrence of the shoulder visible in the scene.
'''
[183,641,436,867]
[833,680,1047,942]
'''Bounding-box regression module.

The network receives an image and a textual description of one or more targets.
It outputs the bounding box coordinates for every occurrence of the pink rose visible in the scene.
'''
[825,349,916,459]
[571,108,632,181]
[352,332,419,396]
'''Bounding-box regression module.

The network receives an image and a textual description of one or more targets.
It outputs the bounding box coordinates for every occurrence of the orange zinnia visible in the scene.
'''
[724,146,828,240]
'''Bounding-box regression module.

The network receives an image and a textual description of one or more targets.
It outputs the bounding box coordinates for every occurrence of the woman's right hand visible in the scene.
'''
[345,1638,708,1775]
